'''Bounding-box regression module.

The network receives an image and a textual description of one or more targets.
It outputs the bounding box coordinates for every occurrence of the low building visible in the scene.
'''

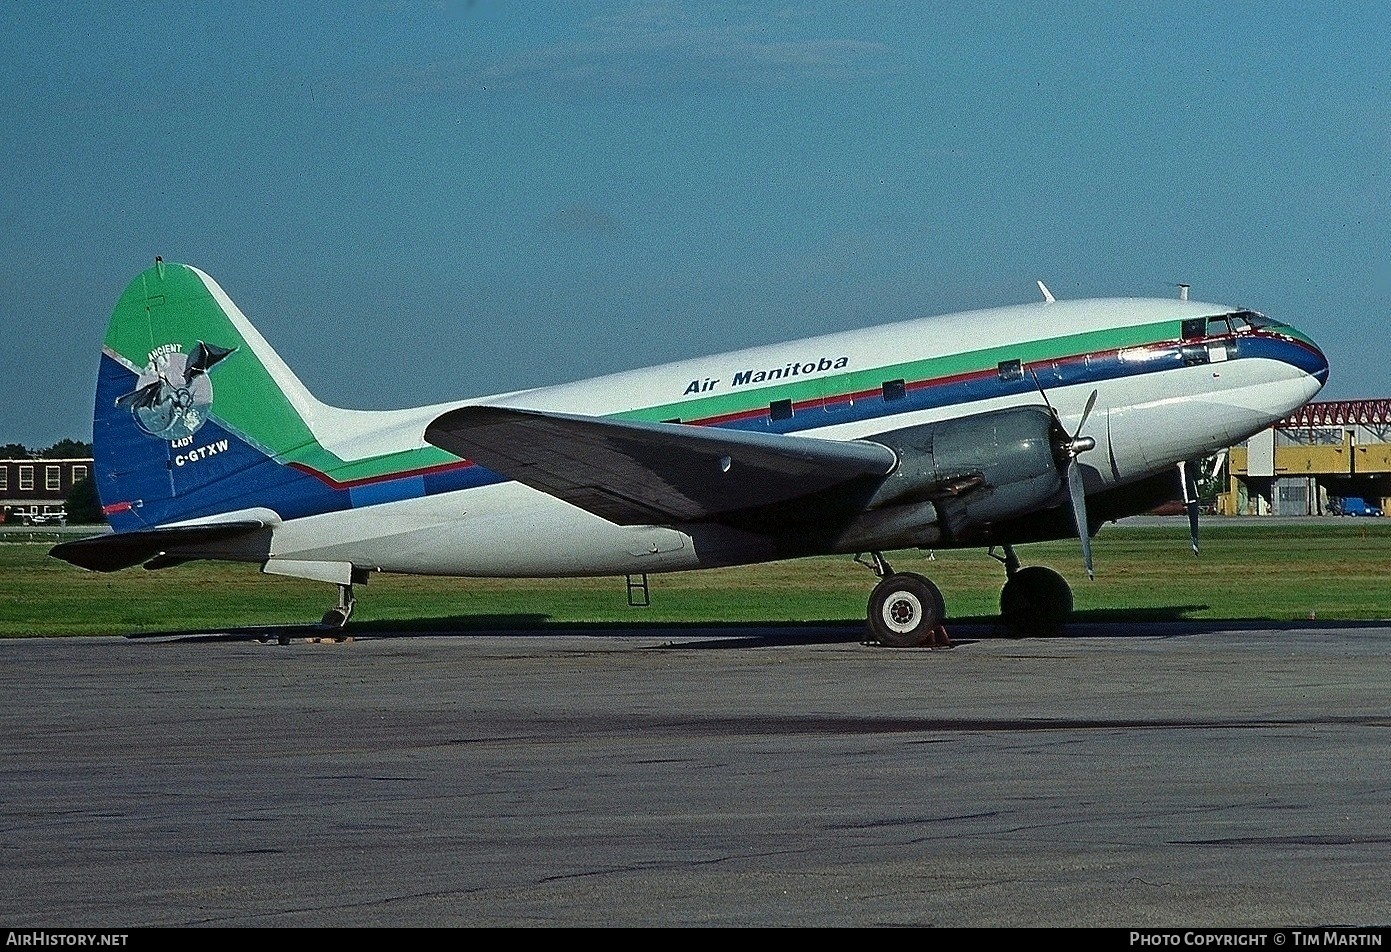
[0,457,92,524]
[1220,400,1391,516]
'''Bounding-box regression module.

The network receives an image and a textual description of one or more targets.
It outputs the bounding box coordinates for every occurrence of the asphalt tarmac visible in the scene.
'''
[2,620,1389,928]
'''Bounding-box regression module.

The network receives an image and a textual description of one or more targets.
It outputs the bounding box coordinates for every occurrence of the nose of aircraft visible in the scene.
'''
[1274,319,1329,389]
[1309,336,1330,386]
[1297,328,1330,387]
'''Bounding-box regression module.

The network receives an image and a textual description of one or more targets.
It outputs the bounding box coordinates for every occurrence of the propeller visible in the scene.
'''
[1032,370,1099,579]
[1206,449,1228,483]
[1178,459,1200,556]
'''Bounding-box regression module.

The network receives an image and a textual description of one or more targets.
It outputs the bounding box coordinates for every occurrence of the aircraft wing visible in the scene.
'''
[424,406,898,524]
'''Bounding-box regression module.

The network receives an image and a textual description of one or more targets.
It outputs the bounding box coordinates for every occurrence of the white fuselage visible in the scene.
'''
[248,297,1325,578]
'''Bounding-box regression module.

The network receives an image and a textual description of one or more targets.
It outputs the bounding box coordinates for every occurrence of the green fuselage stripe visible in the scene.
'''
[613,321,1177,425]
[105,262,1185,485]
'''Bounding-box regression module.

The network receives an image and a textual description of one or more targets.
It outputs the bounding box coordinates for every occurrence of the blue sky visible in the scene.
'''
[2,1,1386,447]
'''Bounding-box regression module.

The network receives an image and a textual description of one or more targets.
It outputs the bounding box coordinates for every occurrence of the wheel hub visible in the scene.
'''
[882,593,922,633]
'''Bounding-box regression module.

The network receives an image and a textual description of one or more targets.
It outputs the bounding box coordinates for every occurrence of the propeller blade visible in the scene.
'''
[1206,449,1228,482]
[1074,389,1098,438]
[1028,368,1055,411]
[1178,460,1200,556]
[1066,458,1094,580]
[1030,372,1100,577]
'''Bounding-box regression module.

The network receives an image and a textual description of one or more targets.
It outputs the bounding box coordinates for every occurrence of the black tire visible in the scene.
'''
[320,608,349,630]
[868,572,946,647]
[999,565,1073,636]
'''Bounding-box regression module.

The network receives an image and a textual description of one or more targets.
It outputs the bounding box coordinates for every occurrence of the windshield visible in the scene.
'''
[1229,309,1285,331]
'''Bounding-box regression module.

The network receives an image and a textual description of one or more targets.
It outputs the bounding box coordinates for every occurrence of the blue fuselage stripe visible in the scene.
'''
[99,331,1322,529]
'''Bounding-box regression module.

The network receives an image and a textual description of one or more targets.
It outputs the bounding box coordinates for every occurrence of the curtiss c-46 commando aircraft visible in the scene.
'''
[52,260,1328,644]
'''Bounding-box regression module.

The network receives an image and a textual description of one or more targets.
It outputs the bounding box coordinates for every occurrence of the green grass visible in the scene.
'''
[3,523,1390,636]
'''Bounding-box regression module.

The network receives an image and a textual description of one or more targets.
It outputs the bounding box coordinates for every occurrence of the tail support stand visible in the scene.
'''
[626,573,650,608]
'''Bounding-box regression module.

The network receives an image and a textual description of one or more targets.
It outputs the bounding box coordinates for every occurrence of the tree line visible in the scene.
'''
[1,439,92,460]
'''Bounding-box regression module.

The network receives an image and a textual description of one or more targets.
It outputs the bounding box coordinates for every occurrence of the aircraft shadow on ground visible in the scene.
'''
[125,607,1391,647]
[128,616,865,647]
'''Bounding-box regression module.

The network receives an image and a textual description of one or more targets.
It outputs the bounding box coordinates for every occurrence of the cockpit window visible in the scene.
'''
[1229,309,1283,331]
[1181,318,1206,340]
[1206,315,1233,335]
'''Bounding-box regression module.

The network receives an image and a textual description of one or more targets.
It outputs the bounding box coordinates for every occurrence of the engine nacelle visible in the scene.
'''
[867,405,1066,541]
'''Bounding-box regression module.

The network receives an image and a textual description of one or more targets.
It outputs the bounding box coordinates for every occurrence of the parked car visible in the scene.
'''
[1332,498,1382,517]
[22,510,67,526]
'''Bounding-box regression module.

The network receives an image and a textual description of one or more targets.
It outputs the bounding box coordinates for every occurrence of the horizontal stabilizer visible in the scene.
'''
[50,521,268,572]
[425,406,898,524]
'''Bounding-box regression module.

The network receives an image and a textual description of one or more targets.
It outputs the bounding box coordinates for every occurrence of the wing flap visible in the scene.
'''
[424,406,898,524]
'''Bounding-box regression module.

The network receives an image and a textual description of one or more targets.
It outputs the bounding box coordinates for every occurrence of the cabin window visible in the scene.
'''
[1181,318,1206,340]
[882,379,906,402]
[769,398,793,421]
[45,466,60,491]
[997,359,1023,382]
[19,465,33,491]
[1181,342,1209,366]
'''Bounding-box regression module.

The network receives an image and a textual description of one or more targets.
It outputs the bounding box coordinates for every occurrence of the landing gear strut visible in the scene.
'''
[859,551,952,649]
[320,582,356,630]
[993,544,1073,636]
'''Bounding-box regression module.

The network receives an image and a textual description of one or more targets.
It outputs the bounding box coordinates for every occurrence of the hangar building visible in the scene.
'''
[1220,400,1391,516]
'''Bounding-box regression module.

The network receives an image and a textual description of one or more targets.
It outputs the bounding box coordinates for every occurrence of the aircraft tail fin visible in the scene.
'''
[92,259,343,532]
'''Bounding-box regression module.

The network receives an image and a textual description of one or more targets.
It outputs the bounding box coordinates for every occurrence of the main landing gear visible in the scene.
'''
[320,582,356,630]
[859,552,952,649]
[858,545,1077,646]
[992,544,1073,636]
